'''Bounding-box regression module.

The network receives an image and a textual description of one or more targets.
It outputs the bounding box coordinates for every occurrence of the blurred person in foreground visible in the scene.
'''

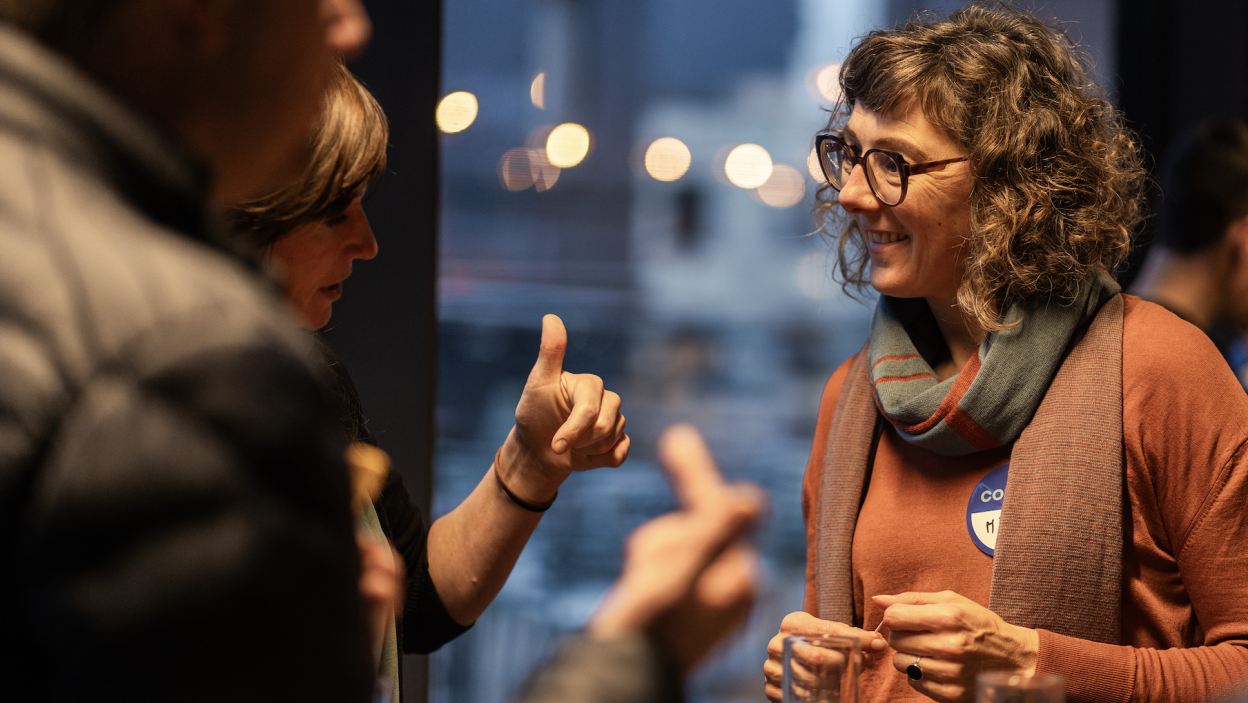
[516,424,764,703]
[763,4,1248,703]
[228,63,630,699]
[1133,118,1248,387]
[0,0,381,700]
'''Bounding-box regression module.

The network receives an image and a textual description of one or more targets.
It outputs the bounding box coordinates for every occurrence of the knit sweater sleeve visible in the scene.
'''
[1033,296,1248,703]
[802,355,857,615]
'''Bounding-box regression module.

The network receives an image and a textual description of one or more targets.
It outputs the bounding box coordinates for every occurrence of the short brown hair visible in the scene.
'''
[229,62,388,248]
[820,2,1146,329]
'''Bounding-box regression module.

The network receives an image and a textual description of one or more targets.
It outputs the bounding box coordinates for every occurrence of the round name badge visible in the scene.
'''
[965,463,1008,556]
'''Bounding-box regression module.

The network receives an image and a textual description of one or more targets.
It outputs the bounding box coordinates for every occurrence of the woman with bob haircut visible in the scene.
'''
[763,4,1248,703]
[231,64,631,700]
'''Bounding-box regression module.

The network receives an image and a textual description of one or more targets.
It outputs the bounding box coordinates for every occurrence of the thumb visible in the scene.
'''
[527,314,567,385]
[657,423,725,509]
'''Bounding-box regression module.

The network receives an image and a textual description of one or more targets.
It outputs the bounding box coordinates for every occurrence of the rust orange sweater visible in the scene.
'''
[801,296,1248,703]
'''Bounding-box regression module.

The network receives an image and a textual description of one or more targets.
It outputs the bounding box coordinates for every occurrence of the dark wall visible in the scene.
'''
[1116,0,1248,285]
[325,1,442,701]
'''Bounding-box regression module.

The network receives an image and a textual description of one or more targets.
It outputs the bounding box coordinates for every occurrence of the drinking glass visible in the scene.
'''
[782,635,861,703]
[976,671,1064,703]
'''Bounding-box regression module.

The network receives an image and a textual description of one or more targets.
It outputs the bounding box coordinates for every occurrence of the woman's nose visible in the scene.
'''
[836,161,880,214]
[345,206,379,261]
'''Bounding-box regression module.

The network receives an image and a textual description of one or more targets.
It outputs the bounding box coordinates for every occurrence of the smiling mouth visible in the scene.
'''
[867,231,909,245]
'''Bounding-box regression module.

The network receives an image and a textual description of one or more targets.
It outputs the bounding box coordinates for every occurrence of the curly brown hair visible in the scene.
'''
[228,62,388,249]
[818,1,1146,330]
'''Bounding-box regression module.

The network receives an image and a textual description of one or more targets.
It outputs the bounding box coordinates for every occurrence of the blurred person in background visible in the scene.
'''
[0,0,382,701]
[1133,118,1248,388]
[227,62,631,699]
[762,4,1248,703]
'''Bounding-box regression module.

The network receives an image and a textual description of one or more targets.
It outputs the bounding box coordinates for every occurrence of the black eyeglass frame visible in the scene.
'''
[814,133,968,207]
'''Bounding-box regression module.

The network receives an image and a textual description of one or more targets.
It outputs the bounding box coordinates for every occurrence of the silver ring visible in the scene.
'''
[906,656,923,681]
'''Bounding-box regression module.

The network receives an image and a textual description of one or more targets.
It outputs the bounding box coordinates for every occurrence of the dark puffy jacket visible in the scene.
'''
[0,24,372,702]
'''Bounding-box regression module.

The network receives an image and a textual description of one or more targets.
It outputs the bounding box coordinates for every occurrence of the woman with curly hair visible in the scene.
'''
[763,4,1248,703]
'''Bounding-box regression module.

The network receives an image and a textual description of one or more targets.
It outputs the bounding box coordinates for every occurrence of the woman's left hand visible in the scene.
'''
[501,314,630,503]
[875,591,1039,703]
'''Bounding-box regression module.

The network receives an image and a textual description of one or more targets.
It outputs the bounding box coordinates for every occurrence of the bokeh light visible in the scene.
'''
[644,138,692,182]
[530,72,546,110]
[723,143,773,189]
[546,123,591,168]
[436,91,478,133]
[529,149,561,191]
[807,147,825,183]
[497,148,561,192]
[754,164,806,208]
[498,148,535,191]
[805,62,842,104]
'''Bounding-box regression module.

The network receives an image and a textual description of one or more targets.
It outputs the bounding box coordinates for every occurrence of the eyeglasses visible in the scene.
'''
[814,133,968,207]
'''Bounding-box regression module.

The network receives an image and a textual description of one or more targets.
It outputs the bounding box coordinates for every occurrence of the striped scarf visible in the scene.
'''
[816,272,1125,644]
[869,271,1120,455]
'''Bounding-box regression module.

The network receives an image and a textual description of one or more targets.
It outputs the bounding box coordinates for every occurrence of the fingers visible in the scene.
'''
[551,373,604,454]
[874,592,967,632]
[562,389,624,456]
[693,544,757,608]
[527,314,569,388]
[657,423,725,509]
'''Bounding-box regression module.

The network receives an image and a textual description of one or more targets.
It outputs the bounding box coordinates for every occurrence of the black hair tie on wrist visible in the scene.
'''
[494,447,557,512]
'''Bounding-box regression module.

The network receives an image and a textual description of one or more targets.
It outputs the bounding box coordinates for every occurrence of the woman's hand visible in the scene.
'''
[875,591,1038,703]
[502,314,630,503]
[764,611,887,702]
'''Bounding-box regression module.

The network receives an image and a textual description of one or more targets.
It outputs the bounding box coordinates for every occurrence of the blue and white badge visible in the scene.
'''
[966,463,1008,556]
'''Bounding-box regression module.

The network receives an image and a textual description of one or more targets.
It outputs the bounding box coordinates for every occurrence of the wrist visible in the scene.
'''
[496,429,563,504]
[1010,624,1040,676]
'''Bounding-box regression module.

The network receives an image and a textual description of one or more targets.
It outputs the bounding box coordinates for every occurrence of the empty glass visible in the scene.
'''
[976,671,1065,703]
[782,635,861,703]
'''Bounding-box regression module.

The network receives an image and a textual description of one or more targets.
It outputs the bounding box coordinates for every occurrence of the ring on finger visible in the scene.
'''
[906,656,923,681]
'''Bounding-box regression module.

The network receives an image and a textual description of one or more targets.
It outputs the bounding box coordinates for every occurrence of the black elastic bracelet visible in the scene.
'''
[494,447,557,512]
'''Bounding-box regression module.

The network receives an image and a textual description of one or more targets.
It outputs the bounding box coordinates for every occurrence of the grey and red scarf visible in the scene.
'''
[815,271,1125,644]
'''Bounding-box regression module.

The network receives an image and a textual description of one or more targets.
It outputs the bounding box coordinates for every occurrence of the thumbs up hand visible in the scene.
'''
[498,315,630,505]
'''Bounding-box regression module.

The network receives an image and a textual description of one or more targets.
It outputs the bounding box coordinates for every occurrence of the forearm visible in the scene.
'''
[1035,629,1248,703]
[426,459,546,626]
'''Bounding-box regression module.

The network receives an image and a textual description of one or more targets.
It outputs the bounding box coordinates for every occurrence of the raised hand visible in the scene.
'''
[500,314,630,503]
[589,423,766,675]
[876,591,1038,703]
[764,611,888,702]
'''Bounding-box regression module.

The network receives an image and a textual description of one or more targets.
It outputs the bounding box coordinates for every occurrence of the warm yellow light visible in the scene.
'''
[498,148,535,191]
[529,148,561,191]
[644,138,691,182]
[546,123,590,168]
[755,164,806,208]
[436,91,478,134]
[531,72,546,110]
[805,62,842,104]
[724,143,773,189]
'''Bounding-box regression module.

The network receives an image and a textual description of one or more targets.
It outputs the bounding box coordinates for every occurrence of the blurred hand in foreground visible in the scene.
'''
[358,535,404,651]
[588,423,766,675]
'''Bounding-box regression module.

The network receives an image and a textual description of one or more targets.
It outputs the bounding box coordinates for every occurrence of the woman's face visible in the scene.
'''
[838,104,973,304]
[270,195,378,329]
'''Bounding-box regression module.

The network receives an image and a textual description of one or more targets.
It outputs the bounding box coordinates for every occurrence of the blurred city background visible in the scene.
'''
[427,1,1112,702]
